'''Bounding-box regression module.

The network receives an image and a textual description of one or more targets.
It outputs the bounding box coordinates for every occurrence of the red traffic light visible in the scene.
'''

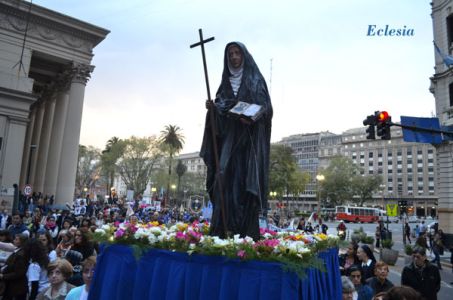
[377,111,389,122]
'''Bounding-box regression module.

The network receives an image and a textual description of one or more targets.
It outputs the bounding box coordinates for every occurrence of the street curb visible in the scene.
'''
[373,248,452,269]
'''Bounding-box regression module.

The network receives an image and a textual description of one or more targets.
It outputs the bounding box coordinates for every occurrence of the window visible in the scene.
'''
[448,14,453,50]
[369,152,373,158]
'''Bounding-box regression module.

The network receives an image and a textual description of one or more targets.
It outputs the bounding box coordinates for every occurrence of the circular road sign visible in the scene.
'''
[23,184,32,196]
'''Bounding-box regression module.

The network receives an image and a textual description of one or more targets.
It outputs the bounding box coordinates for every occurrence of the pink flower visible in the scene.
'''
[115,229,125,238]
[175,232,186,240]
[264,239,280,248]
[237,250,246,259]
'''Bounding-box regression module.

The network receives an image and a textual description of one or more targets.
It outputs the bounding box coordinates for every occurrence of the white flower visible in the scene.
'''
[150,226,162,236]
[213,236,229,248]
[148,234,157,245]
[134,228,149,239]
[233,234,244,244]
[95,229,106,235]
[101,224,111,231]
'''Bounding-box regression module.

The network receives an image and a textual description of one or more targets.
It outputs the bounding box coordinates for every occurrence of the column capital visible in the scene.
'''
[68,62,95,85]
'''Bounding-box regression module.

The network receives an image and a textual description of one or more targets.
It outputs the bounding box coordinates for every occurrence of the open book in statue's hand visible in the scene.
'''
[228,101,264,122]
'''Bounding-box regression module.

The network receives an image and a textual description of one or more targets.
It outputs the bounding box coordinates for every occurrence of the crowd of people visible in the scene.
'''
[340,239,443,300]
[0,190,208,300]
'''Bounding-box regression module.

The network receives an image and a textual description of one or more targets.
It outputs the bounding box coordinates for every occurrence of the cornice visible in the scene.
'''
[0,1,109,53]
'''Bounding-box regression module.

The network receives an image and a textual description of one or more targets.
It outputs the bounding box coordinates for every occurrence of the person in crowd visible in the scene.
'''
[37,259,74,300]
[383,286,422,300]
[71,230,95,260]
[357,244,376,280]
[366,261,393,295]
[404,222,411,244]
[337,220,347,232]
[25,238,50,300]
[296,218,305,231]
[375,220,385,248]
[341,276,355,300]
[419,220,427,236]
[65,256,96,300]
[0,209,10,230]
[339,242,360,276]
[348,265,373,300]
[7,212,29,239]
[401,245,440,300]
[305,222,314,233]
[55,230,73,258]
[0,230,14,263]
[44,216,59,244]
[37,231,58,262]
[65,250,84,287]
[22,210,33,227]
[316,218,328,235]
[414,224,420,238]
[415,232,428,249]
[0,233,29,300]
[431,229,444,270]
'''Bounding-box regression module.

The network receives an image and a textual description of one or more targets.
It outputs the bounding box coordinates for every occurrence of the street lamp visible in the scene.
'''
[171,184,177,207]
[380,184,389,231]
[316,174,325,215]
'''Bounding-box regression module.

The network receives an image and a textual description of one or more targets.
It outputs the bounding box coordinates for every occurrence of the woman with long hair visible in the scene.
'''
[339,242,360,276]
[71,230,95,260]
[24,238,50,300]
[37,231,57,262]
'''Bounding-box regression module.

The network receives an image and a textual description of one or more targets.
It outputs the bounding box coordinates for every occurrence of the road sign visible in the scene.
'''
[23,184,32,196]
[386,204,398,217]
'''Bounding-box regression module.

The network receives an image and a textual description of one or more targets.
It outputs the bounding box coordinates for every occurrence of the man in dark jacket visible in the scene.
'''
[401,245,441,300]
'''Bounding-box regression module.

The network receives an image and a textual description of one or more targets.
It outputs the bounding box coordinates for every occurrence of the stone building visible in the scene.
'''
[0,0,109,207]
[431,0,453,243]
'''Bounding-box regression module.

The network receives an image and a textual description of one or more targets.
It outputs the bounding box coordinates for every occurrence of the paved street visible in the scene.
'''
[322,221,452,300]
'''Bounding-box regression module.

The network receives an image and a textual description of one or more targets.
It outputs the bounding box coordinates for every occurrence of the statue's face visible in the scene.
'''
[228,45,243,69]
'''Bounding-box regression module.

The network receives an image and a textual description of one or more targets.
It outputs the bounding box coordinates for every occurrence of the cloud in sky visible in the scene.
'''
[36,0,434,152]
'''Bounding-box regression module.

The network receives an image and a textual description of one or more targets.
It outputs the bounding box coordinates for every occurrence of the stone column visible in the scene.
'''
[437,143,453,241]
[43,73,71,197]
[28,100,45,186]
[55,63,93,204]
[33,86,57,194]
[19,109,36,187]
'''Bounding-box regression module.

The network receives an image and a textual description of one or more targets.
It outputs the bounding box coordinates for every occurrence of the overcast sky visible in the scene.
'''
[36,0,434,153]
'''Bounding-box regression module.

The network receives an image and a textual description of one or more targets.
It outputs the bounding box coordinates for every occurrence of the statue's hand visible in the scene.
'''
[205,100,214,109]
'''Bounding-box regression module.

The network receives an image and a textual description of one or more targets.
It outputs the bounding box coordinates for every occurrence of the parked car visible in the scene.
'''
[407,216,420,223]
[427,220,438,232]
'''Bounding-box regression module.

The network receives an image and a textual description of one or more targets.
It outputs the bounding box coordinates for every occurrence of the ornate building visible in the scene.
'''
[0,0,109,206]
[431,0,453,244]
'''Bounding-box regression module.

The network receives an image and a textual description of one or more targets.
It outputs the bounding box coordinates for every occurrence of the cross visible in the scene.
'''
[190,29,228,238]
[190,29,215,101]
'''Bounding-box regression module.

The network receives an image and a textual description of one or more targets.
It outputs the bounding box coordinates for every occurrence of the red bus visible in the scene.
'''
[335,206,380,223]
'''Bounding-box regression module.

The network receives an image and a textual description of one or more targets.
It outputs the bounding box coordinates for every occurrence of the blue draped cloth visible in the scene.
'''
[89,245,341,300]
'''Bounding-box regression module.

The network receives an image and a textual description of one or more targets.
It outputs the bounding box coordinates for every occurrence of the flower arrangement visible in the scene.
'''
[93,221,339,278]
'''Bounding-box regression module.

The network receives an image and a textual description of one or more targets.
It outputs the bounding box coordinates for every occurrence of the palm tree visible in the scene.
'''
[101,136,123,192]
[159,125,185,207]
[175,159,187,207]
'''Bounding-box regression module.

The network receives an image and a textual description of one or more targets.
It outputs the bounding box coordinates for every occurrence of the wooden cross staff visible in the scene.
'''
[190,29,228,237]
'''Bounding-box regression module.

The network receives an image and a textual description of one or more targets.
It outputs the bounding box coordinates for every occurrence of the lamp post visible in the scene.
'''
[151,187,157,206]
[380,184,389,231]
[171,184,177,208]
[316,174,325,216]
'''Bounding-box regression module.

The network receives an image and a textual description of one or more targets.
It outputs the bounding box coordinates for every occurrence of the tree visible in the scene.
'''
[116,136,162,196]
[76,145,101,196]
[159,125,185,206]
[351,174,383,206]
[175,159,187,206]
[269,144,309,199]
[101,136,125,191]
[320,156,360,206]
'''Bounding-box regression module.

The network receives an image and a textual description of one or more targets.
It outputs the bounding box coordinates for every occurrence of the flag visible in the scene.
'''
[433,41,453,67]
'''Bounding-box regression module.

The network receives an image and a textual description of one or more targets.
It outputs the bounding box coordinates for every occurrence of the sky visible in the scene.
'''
[35,0,435,153]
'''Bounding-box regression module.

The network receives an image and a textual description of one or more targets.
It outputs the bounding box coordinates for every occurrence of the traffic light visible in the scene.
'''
[376,111,392,140]
[363,114,377,139]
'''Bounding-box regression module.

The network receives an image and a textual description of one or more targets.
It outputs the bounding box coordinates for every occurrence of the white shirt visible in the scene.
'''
[362,259,372,267]
[27,262,49,293]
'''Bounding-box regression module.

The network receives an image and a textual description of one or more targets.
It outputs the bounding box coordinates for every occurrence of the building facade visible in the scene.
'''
[0,0,109,207]
[431,0,453,242]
